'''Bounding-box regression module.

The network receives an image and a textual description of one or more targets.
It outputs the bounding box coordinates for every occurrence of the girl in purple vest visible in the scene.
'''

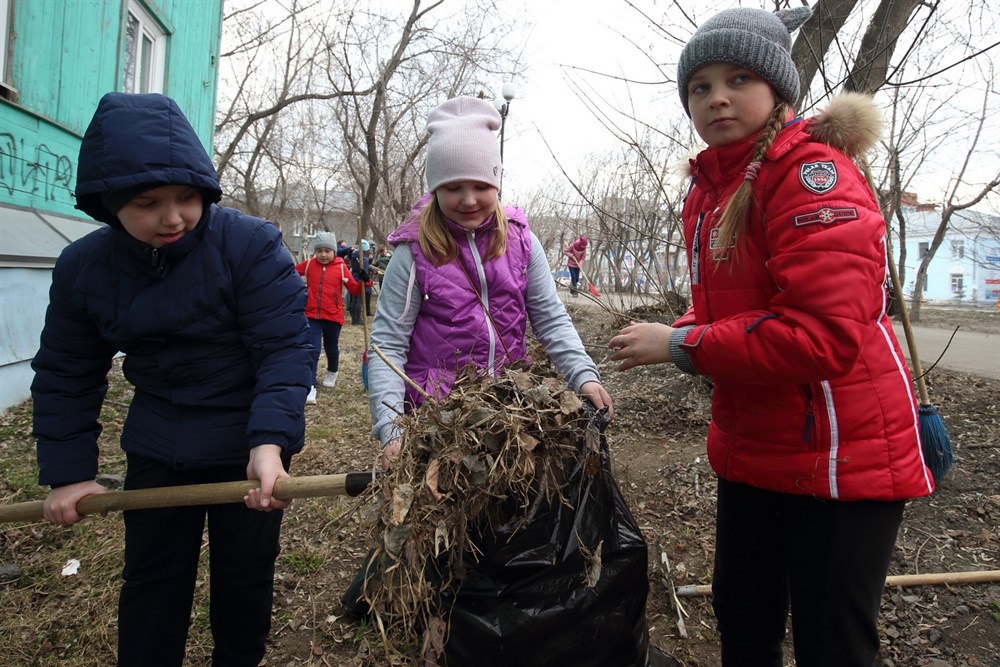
[367,96,612,468]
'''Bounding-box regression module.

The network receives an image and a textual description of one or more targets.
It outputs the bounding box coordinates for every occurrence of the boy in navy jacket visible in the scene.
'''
[31,92,313,666]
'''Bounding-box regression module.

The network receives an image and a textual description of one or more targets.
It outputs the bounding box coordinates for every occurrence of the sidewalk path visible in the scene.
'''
[893,324,999,380]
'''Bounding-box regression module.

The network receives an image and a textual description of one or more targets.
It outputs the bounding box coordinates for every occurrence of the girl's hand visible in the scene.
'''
[579,381,614,421]
[43,480,108,526]
[380,439,402,470]
[609,322,676,371]
[245,444,291,511]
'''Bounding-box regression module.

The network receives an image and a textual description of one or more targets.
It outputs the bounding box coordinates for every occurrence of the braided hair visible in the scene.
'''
[712,101,792,260]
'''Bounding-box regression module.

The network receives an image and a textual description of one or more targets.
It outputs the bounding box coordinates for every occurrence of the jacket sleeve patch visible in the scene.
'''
[799,161,838,194]
[793,207,859,227]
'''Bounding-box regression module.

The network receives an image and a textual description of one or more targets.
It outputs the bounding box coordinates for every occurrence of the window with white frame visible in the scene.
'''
[950,239,964,259]
[950,273,964,293]
[123,1,166,94]
[918,242,929,259]
[0,0,12,93]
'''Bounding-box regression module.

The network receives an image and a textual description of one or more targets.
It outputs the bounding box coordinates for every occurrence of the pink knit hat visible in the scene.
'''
[424,97,502,192]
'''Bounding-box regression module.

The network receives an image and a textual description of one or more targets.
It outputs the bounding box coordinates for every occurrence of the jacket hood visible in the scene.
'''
[75,92,222,224]
[806,92,883,158]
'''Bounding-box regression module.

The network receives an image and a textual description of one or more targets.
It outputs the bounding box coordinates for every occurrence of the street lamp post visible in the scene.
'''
[493,83,515,196]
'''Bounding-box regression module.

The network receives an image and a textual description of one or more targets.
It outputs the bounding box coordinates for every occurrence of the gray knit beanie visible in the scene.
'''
[425,97,502,192]
[312,231,337,252]
[677,6,812,115]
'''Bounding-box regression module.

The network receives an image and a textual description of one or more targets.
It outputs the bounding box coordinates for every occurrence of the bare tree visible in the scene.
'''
[217,0,523,249]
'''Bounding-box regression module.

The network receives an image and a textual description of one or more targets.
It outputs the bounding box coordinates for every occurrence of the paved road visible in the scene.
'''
[893,323,999,380]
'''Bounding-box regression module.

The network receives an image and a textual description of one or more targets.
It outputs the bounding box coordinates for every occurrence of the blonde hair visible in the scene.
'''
[417,197,509,266]
[712,102,792,260]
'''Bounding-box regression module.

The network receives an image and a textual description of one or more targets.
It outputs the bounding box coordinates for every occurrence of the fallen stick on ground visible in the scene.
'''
[0,472,378,524]
[675,569,1000,597]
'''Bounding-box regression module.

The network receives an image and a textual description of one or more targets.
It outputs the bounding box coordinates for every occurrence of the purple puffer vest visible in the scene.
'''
[387,199,532,407]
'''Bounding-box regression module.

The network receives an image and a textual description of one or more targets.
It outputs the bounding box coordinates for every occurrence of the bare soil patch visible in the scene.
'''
[1,304,997,666]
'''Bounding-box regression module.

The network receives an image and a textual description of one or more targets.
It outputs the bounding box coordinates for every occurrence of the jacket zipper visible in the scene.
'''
[466,230,497,373]
[801,383,816,446]
[316,264,325,315]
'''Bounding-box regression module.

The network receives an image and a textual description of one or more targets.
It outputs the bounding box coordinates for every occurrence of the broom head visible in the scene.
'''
[919,404,952,483]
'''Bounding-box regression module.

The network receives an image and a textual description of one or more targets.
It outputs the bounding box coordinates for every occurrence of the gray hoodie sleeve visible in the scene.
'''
[525,232,601,391]
[367,244,418,446]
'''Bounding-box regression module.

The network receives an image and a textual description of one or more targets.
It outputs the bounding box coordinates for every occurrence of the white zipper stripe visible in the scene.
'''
[877,235,933,492]
[820,380,840,499]
[467,230,497,373]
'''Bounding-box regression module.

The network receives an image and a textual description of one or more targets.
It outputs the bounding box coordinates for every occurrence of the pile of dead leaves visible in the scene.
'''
[361,362,600,664]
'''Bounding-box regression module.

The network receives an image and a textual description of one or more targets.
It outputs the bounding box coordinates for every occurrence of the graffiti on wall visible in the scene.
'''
[0,133,75,203]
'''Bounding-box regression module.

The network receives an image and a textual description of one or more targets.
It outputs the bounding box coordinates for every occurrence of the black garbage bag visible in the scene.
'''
[440,407,656,667]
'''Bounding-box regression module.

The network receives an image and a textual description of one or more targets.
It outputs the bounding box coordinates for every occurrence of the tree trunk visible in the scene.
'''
[843,0,927,96]
[792,0,861,107]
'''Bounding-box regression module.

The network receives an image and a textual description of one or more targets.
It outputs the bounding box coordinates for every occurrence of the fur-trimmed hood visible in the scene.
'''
[807,92,883,158]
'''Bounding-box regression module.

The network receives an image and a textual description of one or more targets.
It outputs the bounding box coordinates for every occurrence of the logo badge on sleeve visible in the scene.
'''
[793,207,858,227]
[799,161,838,194]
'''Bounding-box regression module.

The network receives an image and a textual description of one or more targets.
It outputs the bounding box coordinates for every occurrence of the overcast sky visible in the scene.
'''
[493,0,675,199]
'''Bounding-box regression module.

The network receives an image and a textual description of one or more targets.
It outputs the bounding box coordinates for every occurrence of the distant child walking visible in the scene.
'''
[609,8,934,667]
[563,235,588,296]
[296,231,362,401]
[31,92,313,667]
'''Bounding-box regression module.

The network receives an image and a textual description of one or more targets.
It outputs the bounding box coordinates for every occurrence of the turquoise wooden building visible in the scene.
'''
[0,0,224,412]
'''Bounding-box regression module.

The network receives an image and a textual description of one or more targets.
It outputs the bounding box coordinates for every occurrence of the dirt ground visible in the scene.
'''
[0,304,997,666]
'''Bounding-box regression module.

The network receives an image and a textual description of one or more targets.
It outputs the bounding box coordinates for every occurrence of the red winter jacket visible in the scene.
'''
[675,97,933,502]
[296,257,361,325]
[564,237,588,268]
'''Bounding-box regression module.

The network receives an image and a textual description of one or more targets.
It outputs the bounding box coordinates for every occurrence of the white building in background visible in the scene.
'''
[894,196,1000,307]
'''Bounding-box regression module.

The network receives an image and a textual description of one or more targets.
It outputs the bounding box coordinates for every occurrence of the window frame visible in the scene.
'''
[123,0,166,94]
[0,0,13,97]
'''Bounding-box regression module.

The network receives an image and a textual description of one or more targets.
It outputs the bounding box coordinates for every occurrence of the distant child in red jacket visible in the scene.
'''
[609,7,934,667]
[296,231,361,402]
[563,235,588,296]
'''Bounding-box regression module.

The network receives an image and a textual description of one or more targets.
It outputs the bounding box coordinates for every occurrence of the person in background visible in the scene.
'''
[608,8,934,667]
[372,246,392,291]
[348,240,373,323]
[563,235,588,296]
[31,92,313,666]
[295,231,362,399]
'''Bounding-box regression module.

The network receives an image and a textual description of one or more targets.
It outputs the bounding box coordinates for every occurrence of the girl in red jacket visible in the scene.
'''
[296,231,361,402]
[609,7,934,667]
[563,235,588,296]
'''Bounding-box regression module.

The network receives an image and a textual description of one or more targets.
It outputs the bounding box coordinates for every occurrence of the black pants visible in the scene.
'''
[569,266,581,294]
[712,479,905,667]
[117,453,288,667]
[347,293,361,324]
[308,318,342,377]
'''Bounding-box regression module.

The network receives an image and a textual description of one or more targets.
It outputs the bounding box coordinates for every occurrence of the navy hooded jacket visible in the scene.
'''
[32,92,312,486]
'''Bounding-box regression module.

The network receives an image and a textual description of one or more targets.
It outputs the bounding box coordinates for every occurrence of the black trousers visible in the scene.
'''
[568,266,581,293]
[117,453,287,667]
[308,317,342,376]
[712,479,905,667]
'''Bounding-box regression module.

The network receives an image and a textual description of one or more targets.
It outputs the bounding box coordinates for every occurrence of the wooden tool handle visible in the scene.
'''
[0,472,378,524]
